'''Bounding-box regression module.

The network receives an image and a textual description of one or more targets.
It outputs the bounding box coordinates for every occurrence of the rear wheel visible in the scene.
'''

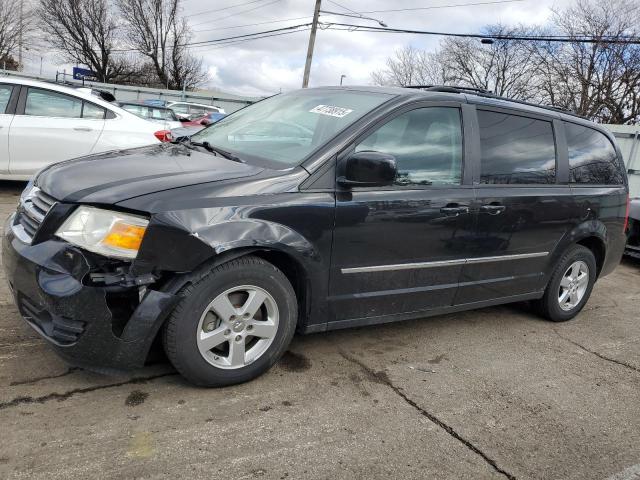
[163,256,297,387]
[534,245,597,322]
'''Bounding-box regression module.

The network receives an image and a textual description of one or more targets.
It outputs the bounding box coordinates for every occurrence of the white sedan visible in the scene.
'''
[0,78,166,180]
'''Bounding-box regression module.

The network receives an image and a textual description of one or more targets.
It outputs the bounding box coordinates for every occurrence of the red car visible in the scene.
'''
[181,112,227,127]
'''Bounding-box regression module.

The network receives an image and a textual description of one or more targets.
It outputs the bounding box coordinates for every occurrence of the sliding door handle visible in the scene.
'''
[480,204,506,215]
[73,126,93,132]
[440,206,469,216]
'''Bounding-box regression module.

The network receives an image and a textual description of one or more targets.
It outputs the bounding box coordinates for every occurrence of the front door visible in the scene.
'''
[329,104,477,325]
[9,86,104,175]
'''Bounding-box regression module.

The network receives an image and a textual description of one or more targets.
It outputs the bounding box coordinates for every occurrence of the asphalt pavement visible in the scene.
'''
[0,181,639,480]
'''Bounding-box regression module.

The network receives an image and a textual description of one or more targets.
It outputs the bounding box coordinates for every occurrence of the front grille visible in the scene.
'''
[14,188,57,242]
[18,295,86,345]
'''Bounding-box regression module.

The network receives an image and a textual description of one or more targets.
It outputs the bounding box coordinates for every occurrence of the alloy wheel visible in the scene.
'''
[196,285,279,369]
[558,260,589,311]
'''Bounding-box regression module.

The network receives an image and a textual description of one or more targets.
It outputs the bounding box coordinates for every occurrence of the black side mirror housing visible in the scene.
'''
[338,151,397,187]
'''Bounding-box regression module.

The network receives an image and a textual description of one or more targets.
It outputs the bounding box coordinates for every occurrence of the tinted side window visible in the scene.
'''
[0,85,13,113]
[82,102,106,119]
[478,110,556,184]
[356,107,463,186]
[25,88,82,118]
[565,122,624,185]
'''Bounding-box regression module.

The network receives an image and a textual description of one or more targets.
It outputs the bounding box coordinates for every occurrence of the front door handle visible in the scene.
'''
[74,126,93,132]
[440,206,469,216]
[480,204,506,215]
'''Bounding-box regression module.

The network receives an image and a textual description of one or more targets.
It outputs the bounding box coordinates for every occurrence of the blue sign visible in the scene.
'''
[73,67,97,81]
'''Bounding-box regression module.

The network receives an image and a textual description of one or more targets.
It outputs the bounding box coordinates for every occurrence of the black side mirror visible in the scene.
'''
[338,151,397,187]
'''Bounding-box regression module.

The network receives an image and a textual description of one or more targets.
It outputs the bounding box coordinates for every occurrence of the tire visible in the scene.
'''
[163,255,298,387]
[533,245,597,322]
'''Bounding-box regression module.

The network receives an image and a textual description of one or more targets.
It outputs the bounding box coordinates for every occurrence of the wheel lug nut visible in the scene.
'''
[235,335,242,342]
[247,325,253,331]
[243,313,250,318]
[224,329,231,335]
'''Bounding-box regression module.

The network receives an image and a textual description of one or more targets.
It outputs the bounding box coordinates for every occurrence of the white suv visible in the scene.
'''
[166,101,225,120]
[0,78,164,180]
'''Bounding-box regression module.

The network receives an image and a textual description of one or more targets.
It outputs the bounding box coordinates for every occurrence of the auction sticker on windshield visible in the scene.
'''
[309,105,353,118]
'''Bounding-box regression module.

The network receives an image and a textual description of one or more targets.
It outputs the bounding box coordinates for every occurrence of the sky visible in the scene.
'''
[20,0,568,97]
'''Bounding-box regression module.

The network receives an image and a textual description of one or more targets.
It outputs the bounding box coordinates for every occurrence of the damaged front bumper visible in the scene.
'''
[2,214,179,371]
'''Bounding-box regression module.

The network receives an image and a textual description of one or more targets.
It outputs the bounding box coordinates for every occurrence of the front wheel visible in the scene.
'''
[163,256,298,387]
[534,245,597,322]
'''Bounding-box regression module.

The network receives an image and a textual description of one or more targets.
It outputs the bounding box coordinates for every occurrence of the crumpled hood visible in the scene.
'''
[36,144,264,204]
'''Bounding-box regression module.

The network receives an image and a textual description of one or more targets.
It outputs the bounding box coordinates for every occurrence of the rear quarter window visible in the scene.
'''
[565,122,625,185]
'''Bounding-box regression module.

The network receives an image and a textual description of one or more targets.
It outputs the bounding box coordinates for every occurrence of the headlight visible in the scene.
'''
[55,206,149,259]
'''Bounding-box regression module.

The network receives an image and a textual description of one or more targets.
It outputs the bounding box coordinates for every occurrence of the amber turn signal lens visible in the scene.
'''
[102,222,147,251]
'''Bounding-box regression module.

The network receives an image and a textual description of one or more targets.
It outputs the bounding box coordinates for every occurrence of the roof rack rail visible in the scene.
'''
[407,84,583,118]
[406,85,492,94]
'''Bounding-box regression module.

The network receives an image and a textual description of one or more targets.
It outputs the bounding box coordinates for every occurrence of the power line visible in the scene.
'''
[190,0,283,28]
[187,23,312,47]
[184,0,266,19]
[192,16,312,34]
[346,0,527,15]
[112,23,313,52]
[324,22,640,44]
[187,28,312,52]
[326,0,360,15]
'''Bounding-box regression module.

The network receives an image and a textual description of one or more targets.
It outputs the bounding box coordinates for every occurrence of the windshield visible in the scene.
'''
[190,89,393,168]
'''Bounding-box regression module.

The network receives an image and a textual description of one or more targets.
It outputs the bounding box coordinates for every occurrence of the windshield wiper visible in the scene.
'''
[190,140,244,163]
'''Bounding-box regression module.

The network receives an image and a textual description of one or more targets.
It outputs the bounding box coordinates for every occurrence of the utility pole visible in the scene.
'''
[302,0,322,88]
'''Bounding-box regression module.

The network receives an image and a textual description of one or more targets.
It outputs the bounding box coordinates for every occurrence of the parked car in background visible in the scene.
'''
[2,86,629,387]
[198,112,227,125]
[115,101,182,130]
[0,78,168,180]
[180,112,227,127]
[167,101,225,120]
[142,99,168,108]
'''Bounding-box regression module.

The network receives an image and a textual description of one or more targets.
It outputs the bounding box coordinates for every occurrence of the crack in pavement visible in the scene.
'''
[0,372,177,410]
[553,329,640,374]
[9,367,82,386]
[339,351,516,480]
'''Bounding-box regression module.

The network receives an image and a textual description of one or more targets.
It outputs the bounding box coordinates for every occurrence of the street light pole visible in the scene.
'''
[340,74,346,85]
[302,0,322,88]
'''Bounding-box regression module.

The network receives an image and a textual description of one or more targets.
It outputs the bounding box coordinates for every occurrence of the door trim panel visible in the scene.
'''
[341,251,549,274]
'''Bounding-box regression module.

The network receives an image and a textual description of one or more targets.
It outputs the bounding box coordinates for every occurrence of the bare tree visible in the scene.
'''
[0,0,24,66]
[39,0,134,82]
[438,25,538,100]
[168,18,208,90]
[117,0,207,90]
[371,46,447,87]
[529,0,640,123]
[372,27,537,100]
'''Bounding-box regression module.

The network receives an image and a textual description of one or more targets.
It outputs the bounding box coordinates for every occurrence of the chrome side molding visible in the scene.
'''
[341,252,549,274]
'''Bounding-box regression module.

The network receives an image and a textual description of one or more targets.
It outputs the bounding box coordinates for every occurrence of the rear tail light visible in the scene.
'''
[623,194,630,234]
[154,130,173,142]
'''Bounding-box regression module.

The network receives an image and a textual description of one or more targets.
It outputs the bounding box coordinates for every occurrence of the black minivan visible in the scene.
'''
[3,86,629,386]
